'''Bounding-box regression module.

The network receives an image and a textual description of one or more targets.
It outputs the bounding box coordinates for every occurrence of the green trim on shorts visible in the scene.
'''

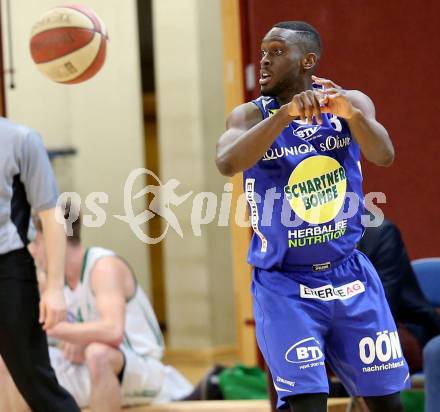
[123,333,145,358]
[138,301,165,349]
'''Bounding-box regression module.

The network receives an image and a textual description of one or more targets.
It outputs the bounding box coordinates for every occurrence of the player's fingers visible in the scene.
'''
[318,90,342,107]
[312,75,333,85]
[310,92,323,124]
[308,91,320,124]
[70,349,78,364]
[66,347,75,363]
[293,95,305,121]
[321,87,339,95]
[74,348,84,364]
[63,345,70,360]
[39,300,46,324]
[312,75,340,89]
[311,75,333,86]
[302,92,315,124]
[43,309,55,330]
[319,94,341,113]
[325,93,342,100]
[317,92,329,108]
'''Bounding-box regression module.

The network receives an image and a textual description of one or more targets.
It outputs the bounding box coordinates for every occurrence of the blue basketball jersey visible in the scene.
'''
[244,96,365,270]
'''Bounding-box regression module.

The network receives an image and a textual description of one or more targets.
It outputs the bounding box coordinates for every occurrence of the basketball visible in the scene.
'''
[29,4,108,84]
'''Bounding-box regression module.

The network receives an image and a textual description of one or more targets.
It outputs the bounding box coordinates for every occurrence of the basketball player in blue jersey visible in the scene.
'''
[216,21,408,412]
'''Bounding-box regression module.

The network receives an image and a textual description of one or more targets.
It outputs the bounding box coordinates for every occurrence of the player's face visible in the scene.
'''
[259,28,304,97]
[28,231,48,273]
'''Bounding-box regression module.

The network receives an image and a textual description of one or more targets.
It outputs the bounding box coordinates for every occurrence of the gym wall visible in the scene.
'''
[153,0,235,350]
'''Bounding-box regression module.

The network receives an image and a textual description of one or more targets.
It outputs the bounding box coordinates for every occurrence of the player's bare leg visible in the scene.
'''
[0,357,30,412]
[85,343,124,412]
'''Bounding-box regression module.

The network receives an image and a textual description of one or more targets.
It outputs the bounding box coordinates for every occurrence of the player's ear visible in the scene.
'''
[302,53,318,71]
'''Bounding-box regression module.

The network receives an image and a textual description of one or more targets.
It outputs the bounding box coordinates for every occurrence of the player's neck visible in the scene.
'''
[65,244,84,289]
[276,76,313,105]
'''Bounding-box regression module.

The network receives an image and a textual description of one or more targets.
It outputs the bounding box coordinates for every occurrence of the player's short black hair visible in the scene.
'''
[272,21,321,58]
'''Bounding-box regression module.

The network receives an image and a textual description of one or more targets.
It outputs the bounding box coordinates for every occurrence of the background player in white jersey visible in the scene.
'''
[0,207,192,411]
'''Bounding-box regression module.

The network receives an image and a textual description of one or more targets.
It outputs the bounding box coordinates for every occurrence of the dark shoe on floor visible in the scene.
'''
[181,364,225,401]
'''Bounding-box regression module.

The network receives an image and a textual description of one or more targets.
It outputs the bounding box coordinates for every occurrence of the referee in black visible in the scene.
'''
[0,118,79,411]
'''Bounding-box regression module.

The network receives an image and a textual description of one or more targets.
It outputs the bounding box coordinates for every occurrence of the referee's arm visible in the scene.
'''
[21,131,67,330]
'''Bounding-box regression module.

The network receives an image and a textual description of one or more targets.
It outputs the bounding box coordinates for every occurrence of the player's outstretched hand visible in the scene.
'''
[311,75,359,119]
[39,287,67,331]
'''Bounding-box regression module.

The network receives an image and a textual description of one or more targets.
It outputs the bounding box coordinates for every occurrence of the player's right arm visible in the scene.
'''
[216,102,293,176]
[216,91,322,176]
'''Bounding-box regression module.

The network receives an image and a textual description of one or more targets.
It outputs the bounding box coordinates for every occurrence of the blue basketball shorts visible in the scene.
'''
[252,250,410,409]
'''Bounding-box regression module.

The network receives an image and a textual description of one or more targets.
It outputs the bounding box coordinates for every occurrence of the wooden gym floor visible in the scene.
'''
[82,399,350,412]
[82,352,350,411]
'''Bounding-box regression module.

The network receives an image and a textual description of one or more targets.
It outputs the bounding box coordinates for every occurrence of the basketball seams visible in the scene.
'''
[31,26,98,39]
[63,38,102,82]
[64,36,106,84]
[30,7,94,36]
[34,27,104,64]
[58,4,106,36]
[36,34,103,83]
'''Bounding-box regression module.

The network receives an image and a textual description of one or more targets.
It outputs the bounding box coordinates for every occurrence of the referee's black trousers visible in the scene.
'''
[0,248,79,412]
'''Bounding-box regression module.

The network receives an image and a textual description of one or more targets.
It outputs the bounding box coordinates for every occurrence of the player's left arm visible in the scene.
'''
[313,75,394,166]
[47,257,128,348]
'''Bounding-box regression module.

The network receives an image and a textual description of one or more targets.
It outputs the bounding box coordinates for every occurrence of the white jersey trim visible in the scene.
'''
[245,178,267,253]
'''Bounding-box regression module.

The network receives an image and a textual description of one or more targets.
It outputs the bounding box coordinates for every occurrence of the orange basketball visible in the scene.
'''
[30,4,108,84]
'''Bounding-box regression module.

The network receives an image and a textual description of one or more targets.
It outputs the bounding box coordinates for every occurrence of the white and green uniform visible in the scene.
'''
[49,247,192,407]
